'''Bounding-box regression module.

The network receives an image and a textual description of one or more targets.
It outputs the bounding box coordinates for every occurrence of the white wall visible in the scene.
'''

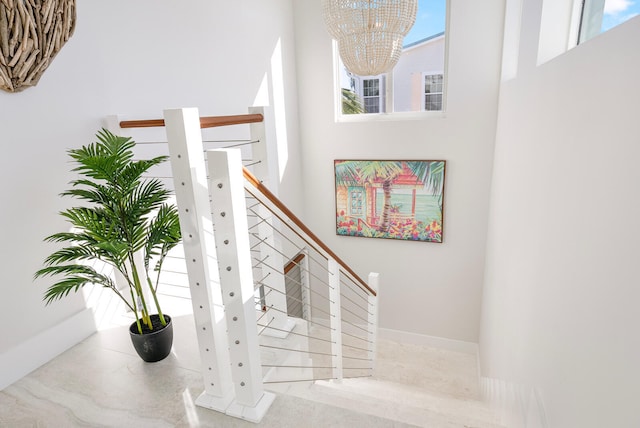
[479,1,640,425]
[0,0,301,383]
[293,0,505,343]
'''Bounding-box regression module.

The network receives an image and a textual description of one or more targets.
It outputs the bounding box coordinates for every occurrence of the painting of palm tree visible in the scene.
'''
[335,160,446,242]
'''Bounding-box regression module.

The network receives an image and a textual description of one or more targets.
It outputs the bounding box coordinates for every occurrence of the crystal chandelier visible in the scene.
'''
[321,0,418,76]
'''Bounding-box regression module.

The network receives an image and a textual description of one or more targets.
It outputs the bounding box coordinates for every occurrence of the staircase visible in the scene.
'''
[102,107,502,427]
[265,337,503,428]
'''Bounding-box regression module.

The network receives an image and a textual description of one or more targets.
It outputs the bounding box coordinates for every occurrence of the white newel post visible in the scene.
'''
[248,106,277,195]
[247,106,293,337]
[208,148,275,423]
[163,108,235,412]
[103,115,127,137]
[328,259,343,382]
[367,273,380,374]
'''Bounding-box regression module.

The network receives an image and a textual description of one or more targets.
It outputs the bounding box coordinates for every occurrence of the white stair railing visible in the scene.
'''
[164,108,236,412]
[103,107,379,424]
[206,147,275,421]
[329,259,343,382]
[241,159,379,385]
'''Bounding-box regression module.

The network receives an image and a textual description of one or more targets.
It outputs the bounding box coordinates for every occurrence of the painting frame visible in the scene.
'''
[334,160,446,243]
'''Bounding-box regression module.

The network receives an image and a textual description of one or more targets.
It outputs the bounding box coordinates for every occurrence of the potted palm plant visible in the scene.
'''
[35,129,181,362]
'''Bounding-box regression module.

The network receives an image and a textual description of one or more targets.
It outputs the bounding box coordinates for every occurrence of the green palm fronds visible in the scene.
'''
[341,88,364,114]
[35,129,181,333]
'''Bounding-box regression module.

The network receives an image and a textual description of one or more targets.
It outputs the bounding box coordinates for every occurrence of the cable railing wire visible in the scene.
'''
[262,364,335,369]
[263,378,336,384]
[342,355,373,362]
[340,276,372,305]
[243,168,375,297]
[123,114,377,387]
[257,315,275,336]
[341,318,370,335]
[147,151,374,382]
[259,266,333,306]
[257,324,335,345]
[252,240,334,291]
[249,231,328,278]
[246,210,369,313]
[340,304,370,326]
[246,197,376,379]
[253,271,271,287]
[339,291,373,317]
[253,254,320,289]
[342,342,371,353]
[341,329,373,345]
[259,344,336,358]
[258,283,334,320]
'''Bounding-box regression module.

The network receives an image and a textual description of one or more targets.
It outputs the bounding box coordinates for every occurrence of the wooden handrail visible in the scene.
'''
[119,113,264,129]
[243,167,377,297]
[284,253,306,275]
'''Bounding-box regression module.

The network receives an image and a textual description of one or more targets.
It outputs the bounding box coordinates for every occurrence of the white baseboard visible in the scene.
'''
[377,327,479,354]
[479,376,548,428]
[0,308,96,390]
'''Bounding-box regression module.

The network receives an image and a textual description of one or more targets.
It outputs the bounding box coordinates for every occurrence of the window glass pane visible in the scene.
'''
[338,0,447,115]
[579,0,640,44]
[425,93,442,111]
[364,98,380,113]
[363,78,382,113]
[363,79,379,97]
[423,73,443,112]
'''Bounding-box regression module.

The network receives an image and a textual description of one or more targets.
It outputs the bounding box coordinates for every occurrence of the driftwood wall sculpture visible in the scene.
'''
[0,0,76,93]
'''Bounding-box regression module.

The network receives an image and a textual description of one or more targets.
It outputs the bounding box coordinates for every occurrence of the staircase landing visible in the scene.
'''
[266,338,503,428]
[0,314,503,427]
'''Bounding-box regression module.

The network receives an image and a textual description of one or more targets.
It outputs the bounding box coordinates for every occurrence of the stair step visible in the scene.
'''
[279,377,504,428]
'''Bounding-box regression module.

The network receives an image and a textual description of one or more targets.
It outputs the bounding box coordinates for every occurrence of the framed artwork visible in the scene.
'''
[334,160,446,243]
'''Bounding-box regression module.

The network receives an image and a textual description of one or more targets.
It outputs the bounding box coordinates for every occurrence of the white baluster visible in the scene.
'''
[208,148,275,423]
[367,272,380,374]
[328,259,343,382]
[164,108,234,412]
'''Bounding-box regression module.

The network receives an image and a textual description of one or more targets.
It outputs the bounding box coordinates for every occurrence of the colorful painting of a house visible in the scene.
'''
[335,160,446,243]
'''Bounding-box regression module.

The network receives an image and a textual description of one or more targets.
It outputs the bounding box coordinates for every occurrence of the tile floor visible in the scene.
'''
[0,314,501,427]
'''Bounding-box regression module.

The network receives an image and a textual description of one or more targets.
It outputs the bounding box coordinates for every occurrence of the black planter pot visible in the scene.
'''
[129,314,173,363]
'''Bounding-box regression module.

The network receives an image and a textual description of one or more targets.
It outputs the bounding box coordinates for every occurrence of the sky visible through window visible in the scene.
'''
[404,0,446,46]
[338,0,447,115]
[602,0,640,31]
[402,0,639,46]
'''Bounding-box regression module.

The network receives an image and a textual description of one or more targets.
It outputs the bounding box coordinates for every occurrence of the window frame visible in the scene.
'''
[422,72,445,112]
[362,77,384,114]
[568,0,639,49]
[331,1,451,123]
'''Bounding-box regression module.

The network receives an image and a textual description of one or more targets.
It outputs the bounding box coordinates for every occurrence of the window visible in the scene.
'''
[337,0,447,117]
[362,78,384,113]
[424,74,444,111]
[578,0,640,44]
[349,188,364,216]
